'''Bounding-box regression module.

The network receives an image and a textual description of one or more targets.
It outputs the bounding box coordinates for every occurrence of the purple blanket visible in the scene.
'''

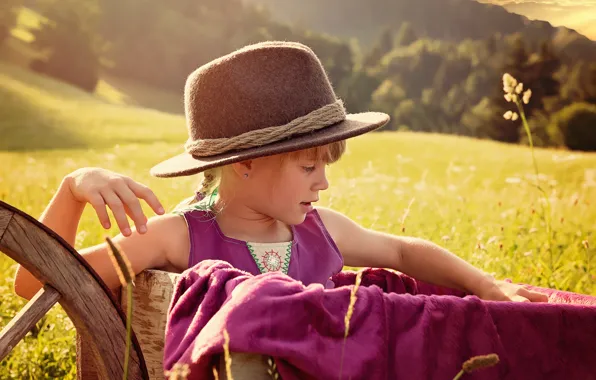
[164,260,596,380]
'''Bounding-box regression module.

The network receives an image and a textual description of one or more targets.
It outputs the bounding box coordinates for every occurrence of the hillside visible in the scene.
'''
[243,0,596,62]
[482,0,596,41]
[0,61,186,151]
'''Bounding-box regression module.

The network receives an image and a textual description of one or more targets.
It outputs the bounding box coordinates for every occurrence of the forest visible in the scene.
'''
[1,0,595,150]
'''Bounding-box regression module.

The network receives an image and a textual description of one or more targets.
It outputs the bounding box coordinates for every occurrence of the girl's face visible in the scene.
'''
[247,153,330,225]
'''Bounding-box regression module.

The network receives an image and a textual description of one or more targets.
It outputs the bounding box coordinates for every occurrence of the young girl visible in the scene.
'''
[13,41,547,304]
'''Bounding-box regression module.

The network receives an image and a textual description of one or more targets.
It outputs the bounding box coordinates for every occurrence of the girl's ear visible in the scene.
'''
[231,160,253,177]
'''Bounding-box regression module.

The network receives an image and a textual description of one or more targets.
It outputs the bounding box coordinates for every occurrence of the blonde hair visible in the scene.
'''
[174,140,346,211]
[281,139,346,165]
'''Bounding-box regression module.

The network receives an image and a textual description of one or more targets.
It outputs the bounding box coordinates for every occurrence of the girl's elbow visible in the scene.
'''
[13,266,40,301]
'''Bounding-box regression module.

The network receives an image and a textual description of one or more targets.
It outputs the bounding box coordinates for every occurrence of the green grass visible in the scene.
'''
[1,58,595,378]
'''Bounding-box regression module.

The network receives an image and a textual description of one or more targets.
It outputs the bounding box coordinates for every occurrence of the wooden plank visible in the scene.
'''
[0,208,148,379]
[219,353,272,380]
[0,285,60,361]
[120,270,180,380]
[122,269,271,380]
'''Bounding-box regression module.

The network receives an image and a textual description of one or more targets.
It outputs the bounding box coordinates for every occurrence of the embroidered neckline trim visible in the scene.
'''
[246,241,292,275]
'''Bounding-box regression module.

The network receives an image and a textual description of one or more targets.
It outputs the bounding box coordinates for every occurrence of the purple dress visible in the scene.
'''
[175,205,344,289]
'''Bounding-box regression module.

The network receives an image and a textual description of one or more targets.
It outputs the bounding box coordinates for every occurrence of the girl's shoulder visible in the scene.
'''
[312,206,354,244]
[147,212,192,272]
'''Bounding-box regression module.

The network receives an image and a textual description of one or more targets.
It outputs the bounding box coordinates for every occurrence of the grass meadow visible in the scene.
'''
[1,9,595,378]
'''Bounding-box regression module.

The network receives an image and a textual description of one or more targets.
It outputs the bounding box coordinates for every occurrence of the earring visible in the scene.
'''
[243,173,249,179]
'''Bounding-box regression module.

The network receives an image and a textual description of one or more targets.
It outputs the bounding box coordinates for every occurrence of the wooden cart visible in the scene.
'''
[0,200,269,379]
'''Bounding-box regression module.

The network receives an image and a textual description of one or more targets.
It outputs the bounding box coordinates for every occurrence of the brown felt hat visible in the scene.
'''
[150,41,389,178]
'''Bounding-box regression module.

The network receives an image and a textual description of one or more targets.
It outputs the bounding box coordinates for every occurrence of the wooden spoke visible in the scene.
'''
[0,285,60,361]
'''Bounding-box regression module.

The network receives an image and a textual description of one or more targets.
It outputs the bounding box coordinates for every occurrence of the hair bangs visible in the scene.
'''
[286,140,346,164]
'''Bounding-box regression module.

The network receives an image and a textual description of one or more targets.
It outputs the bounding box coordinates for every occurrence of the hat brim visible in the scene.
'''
[150,112,389,178]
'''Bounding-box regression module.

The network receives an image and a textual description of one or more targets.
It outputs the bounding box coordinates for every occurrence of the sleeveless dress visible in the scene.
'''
[173,193,344,289]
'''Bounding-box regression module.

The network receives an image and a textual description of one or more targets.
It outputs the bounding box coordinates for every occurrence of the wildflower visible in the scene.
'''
[503,111,513,120]
[511,112,519,121]
[515,82,524,94]
[502,73,517,93]
[502,73,512,84]
[502,73,513,92]
[504,93,512,102]
[523,89,532,104]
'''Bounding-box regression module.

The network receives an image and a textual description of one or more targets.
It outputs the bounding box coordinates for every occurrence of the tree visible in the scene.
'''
[30,0,106,92]
[560,62,596,106]
[395,21,417,48]
[550,103,596,151]
[523,40,561,114]
[362,26,394,69]
[0,0,22,45]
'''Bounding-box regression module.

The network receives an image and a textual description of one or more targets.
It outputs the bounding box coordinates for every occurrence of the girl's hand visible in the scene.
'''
[476,278,549,303]
[65,167,165,237]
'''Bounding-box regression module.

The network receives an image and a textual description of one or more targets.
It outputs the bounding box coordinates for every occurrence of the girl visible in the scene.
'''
[13,41,547,303]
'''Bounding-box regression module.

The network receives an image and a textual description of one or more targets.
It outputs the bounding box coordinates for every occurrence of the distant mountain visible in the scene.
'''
[481,0,596,41]
[243,0,596,62]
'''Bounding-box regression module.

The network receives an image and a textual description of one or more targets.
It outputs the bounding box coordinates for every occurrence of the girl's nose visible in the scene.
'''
[314,169,329,191]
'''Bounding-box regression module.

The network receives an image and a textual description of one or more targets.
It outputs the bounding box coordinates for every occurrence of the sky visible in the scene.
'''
[479,0,596,40]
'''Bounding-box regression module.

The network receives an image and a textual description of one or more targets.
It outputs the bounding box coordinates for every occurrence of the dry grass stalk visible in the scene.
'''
[165,363,190,380]
[105,236,135,380]
[105,236,135,286]
[223,329,233,380]
[339,270,363,379]
[344,271,363,339]
[267,357,280,379]
[462,354,500,373]
[453,353,500,380]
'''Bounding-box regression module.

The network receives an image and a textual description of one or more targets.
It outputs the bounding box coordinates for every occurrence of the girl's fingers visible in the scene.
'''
[112,182,148,234]
[100,189,132,236]
[512,295,531,303]
[519,287,549,302]
[88,192,111,229]
[126,179,165,215]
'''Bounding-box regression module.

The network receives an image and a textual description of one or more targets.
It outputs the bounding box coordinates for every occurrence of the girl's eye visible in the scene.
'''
[302,166,316,173]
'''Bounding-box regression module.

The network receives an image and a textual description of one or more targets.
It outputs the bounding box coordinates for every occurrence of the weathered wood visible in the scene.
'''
[0,207,11,237]
[0,200,148,379]
[120,270,179,379]
[77,332,103,380]
[117,269,271,380]
[0,285,60,361]
[219,353,273,380]
[77,287,122,380]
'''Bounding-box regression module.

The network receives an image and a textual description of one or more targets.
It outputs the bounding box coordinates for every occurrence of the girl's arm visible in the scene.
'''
[316,206,547,302]
[13,169,187,300]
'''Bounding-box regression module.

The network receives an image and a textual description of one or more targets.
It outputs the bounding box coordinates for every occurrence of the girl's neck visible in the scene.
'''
[212,192,292,244]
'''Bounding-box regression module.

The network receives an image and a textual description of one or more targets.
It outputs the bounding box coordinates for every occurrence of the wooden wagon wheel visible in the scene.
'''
[0,199,149,379]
